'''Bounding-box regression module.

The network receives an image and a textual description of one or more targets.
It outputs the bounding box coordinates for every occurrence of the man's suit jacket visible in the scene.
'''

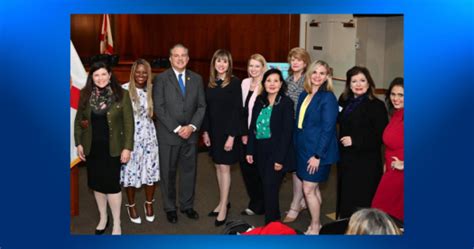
[152,68,206,145]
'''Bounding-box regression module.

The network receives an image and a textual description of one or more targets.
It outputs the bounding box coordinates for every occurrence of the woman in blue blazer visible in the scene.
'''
[294,60,339,234]
[246,68,296,224]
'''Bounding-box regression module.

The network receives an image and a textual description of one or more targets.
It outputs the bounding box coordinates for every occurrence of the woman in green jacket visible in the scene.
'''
[74,61,134,235]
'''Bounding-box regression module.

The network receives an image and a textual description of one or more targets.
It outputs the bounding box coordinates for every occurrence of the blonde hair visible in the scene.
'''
[303,60,334,94]
[287,47,311,76]
[209,49,233,88]
[247,53,267,76]
[129,58,153,118]
[346,208,402,235]
[247,53,267,95]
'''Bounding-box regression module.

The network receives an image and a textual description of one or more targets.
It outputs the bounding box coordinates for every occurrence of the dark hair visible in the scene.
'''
[169,43,188,57]
[259,68,287,106]
[386,77,404,116]
[341,66,377,101]
[79,61,123,109]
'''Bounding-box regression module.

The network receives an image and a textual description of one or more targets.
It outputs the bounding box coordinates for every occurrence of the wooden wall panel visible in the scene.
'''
[71,14,103,59]
[71,14,300,83]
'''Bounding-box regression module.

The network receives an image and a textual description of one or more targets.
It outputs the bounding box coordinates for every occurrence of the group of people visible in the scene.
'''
[74,43,404,235]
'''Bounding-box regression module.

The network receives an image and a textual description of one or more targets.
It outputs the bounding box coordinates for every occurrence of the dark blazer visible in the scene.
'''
[336,95,388,218]
[153,68,206,145]
[294,90,339,166]
[74,89,134,157]
[338,96,388,155]
[247,95,296,172]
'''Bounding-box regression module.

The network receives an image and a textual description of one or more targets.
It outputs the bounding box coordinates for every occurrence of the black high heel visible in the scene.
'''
[95,217,109,235]
[208,203,231,217]
[214,208,229,227]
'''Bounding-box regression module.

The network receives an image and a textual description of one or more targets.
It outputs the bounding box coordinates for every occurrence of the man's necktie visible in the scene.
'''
[178,73,186,96]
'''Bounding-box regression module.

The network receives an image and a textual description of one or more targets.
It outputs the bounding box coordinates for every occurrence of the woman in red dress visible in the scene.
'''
[372,77,404,221]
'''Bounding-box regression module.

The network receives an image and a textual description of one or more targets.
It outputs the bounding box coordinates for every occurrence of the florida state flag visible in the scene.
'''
[70,41,87,168]
[99,14,114,55]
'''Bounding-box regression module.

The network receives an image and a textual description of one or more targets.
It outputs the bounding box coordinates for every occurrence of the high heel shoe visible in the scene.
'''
[144,199,155,222]
[208,203,231,217]
[95,216,109,235]
[125,203,142,224]
[282,205,307,223]
[214,211,228,227]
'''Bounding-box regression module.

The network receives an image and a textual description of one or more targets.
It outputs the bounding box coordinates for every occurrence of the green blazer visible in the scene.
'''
[74,89,134,157]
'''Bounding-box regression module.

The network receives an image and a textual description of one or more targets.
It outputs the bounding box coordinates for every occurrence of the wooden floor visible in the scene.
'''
[70,152,338,235]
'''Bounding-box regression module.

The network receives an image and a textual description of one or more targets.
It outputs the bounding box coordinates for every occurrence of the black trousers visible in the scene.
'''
[255,139,285,224]
[239,158,265,214]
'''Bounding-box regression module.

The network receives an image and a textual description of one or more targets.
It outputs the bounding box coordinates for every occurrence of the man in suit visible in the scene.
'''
[153,44,206,223]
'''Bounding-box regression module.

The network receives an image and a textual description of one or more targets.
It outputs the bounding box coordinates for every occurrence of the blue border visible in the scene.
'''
[0,0,473,248]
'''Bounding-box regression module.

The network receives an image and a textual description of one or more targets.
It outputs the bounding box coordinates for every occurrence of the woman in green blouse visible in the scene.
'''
[246,69,296,224]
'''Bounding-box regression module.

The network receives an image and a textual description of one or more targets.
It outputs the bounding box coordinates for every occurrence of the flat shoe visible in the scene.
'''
[304,225,322,235]
[240,208,256,216]
[166,211,178,224]
[181,208,199,219]
[282,204,307,223]
[282,208,301,223]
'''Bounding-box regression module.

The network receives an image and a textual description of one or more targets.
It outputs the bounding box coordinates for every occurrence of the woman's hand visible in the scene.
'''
[77,145,86,161]
[340,136,352,147]
[121,149,131,164]
[202,132,211,147]
[274,162,283,171]
[391,157,404,170]
[307,156,320,175]
[241,135,248,145]
[224,136,234,151]
[246,155,254,164]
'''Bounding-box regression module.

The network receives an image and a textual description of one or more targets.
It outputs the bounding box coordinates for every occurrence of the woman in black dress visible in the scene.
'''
[336,66,388,219]
[74,61,134,235]
[202,49,242,226]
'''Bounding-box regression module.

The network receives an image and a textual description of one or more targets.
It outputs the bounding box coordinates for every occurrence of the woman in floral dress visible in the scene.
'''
[121,59,160,224]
